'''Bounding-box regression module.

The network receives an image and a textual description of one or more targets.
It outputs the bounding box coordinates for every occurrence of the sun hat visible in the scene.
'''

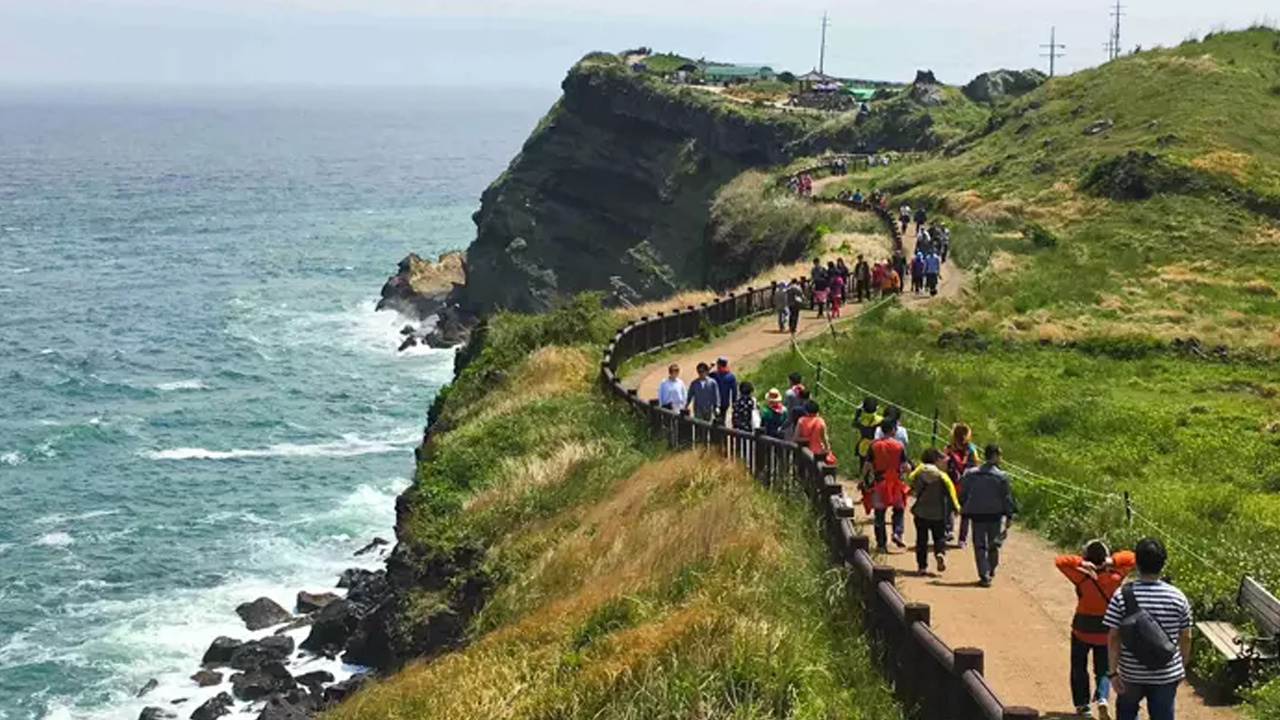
[765,388,782,403]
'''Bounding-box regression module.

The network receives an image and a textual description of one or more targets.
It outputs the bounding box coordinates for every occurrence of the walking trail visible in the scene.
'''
[623,207,1235,719]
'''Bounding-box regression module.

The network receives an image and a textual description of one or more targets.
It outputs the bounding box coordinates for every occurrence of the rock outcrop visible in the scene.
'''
[377,252,465,320]
[962,69,1047,104]
[443,55,818,317]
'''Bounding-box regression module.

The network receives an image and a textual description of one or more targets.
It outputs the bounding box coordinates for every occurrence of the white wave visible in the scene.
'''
[12,267,31,274]
[35,532,74,548]
[25,480,397,720]
[1,450,24,466]
[34,509,121,526]
[141,430,419,461]
[155,379,209,392]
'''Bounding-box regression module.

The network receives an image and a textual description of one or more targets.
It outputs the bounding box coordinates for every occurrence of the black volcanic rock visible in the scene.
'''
[235,598,293,631]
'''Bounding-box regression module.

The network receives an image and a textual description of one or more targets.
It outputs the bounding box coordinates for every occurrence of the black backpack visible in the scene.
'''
[1118,584,1178,670]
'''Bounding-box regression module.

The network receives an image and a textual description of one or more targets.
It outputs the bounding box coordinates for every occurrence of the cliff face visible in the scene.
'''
[450,57,817,315]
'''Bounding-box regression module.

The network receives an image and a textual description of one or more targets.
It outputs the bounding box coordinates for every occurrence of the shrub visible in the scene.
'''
[1023,222,1058,248]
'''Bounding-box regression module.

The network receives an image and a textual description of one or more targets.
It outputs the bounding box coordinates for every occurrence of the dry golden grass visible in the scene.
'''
[1247,225,1280,246]
[1137,53,1224,74]
[327,452,789,720]
[1156,262,1233,287]
[1189,150,1253,181]
[941,190,1025,223]
[468,346,595,424]
[465,440,604,512]
[988,251,1019,275]
[1243,279,1278,297]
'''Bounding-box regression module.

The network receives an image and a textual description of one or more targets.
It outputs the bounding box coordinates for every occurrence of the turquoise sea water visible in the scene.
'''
[0,86,552,719]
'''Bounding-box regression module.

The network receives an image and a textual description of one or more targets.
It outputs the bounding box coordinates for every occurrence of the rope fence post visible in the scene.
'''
[932,408,940,448]
[1124,491,1132,525]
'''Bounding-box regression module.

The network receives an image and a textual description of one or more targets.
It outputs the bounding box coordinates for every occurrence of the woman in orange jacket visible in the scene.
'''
[1055,541,1136,719]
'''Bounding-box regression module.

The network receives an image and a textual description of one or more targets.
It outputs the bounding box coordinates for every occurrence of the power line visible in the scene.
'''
[1040,26,1066,77]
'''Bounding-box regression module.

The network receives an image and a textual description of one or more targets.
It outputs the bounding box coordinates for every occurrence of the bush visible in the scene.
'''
[1023,222,1058,248]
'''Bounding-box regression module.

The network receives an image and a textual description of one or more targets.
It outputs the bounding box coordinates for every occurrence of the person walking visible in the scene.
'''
[1104,537,1193,720]
[913,206,928,233]
[925,250,942,296]
[773,281,789,333]
[731,381,760,432]
[854,255,871,303]
[908,448,959,575]
[786,280,805,335]
[793,400,831,459]
[835,258,851,301]
[686,362,720,422]
[1057,541,1137,719]
[910,252,925,294]
[657,363,687,410]
[899,204,911,234]
[864,417,910,552]
[959,444,1016,587]
[853,397,882,468]
[829,272,845,318]
[781,373,806,436]
[709,357,738,426]
[943,423,979,547]
[761,388,788,438]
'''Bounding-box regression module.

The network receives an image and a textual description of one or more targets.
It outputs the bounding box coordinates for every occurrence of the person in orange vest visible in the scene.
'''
[1055,540,1136,719]
[792,400,831,457]
[862,417,910,552]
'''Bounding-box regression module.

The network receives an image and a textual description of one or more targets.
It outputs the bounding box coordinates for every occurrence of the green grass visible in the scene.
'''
[814,28,1280,355]
[636,52,697,74]
[336,295,905,720]
[744,315,1280,684]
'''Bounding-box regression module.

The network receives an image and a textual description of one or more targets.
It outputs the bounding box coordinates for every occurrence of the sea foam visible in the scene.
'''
[140,430,419,461]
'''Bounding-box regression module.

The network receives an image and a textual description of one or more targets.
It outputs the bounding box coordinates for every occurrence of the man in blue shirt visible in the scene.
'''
[686,363,720,422]
[924,251,942,296]
[708,357,738,425]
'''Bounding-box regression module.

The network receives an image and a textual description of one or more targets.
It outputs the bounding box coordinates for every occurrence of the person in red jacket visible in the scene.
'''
[862,418,910,552]
[1055,540,1136,719]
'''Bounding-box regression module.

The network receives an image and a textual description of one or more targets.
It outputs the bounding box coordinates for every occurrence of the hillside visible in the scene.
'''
[825,28,1280,351]
[322,298,903,720]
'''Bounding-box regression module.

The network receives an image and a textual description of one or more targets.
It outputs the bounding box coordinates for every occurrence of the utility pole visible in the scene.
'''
[1109,0,1125,60]
[1103,35,1116,61]
[1040,26,1066,77]
[818,11,831,75]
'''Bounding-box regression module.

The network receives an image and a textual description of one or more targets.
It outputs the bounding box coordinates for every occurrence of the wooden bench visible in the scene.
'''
[1196,576,1280,665]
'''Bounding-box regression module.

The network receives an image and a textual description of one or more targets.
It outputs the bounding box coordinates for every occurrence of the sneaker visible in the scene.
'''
[958,540,967,550]
[935,554,947,572]
[892,535,906,548]
[978,577,992,588]
[875,545,889,554]
[918,566,929,575]
[1096,701,1111,720]
[1075,706,1091,716]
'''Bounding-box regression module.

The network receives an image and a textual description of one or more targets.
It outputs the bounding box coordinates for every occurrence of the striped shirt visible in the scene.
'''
[1102,580,1192,684]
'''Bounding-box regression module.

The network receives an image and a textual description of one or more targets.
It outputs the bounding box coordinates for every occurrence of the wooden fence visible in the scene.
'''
[598,203,1039,720]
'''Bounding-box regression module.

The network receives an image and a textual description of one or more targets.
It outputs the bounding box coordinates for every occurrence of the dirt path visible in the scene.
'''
[621,210,1234,718]
[838,493,1234,719]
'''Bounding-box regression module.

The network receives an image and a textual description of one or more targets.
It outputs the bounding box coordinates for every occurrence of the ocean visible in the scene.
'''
[0,85,553,719]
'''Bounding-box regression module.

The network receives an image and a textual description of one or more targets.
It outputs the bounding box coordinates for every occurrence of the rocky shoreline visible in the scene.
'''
[135,539,393,720]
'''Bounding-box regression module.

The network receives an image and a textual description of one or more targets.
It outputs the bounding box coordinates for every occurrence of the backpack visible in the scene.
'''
[1118,584,1178,670]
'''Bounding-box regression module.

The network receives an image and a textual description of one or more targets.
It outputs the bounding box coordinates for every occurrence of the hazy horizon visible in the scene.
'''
[1,0,1277,88]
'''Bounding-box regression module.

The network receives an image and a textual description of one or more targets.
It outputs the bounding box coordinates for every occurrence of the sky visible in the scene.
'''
[0,0,1276,87]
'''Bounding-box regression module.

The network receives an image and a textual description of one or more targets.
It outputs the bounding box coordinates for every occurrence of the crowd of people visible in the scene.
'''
[653,357,1196,720]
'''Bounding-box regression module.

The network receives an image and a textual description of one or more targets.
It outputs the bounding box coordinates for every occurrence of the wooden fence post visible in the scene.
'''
[953,647,985,718]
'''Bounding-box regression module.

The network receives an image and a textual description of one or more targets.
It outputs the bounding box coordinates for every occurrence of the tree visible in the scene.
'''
[778,71,797,84]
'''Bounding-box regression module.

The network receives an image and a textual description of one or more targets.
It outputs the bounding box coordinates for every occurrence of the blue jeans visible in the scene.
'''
[873,507,905,549]
[970,519,1002,581]
[1070,636,1111,709]
[1116,680,1178,720]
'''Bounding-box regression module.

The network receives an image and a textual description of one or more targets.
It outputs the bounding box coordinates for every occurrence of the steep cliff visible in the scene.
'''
[448,54,820,316]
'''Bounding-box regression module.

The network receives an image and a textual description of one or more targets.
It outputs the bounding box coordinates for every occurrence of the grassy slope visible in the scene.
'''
[825,28,1280,352]
[750,28,1280,710]
[329,297,902,720]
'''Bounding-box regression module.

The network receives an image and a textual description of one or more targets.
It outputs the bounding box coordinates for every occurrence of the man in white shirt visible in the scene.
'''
[874,408,910,448]
[657,363,687,409]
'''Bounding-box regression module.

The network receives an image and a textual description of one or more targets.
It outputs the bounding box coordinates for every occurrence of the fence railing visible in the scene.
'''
[598,204,1038,720]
